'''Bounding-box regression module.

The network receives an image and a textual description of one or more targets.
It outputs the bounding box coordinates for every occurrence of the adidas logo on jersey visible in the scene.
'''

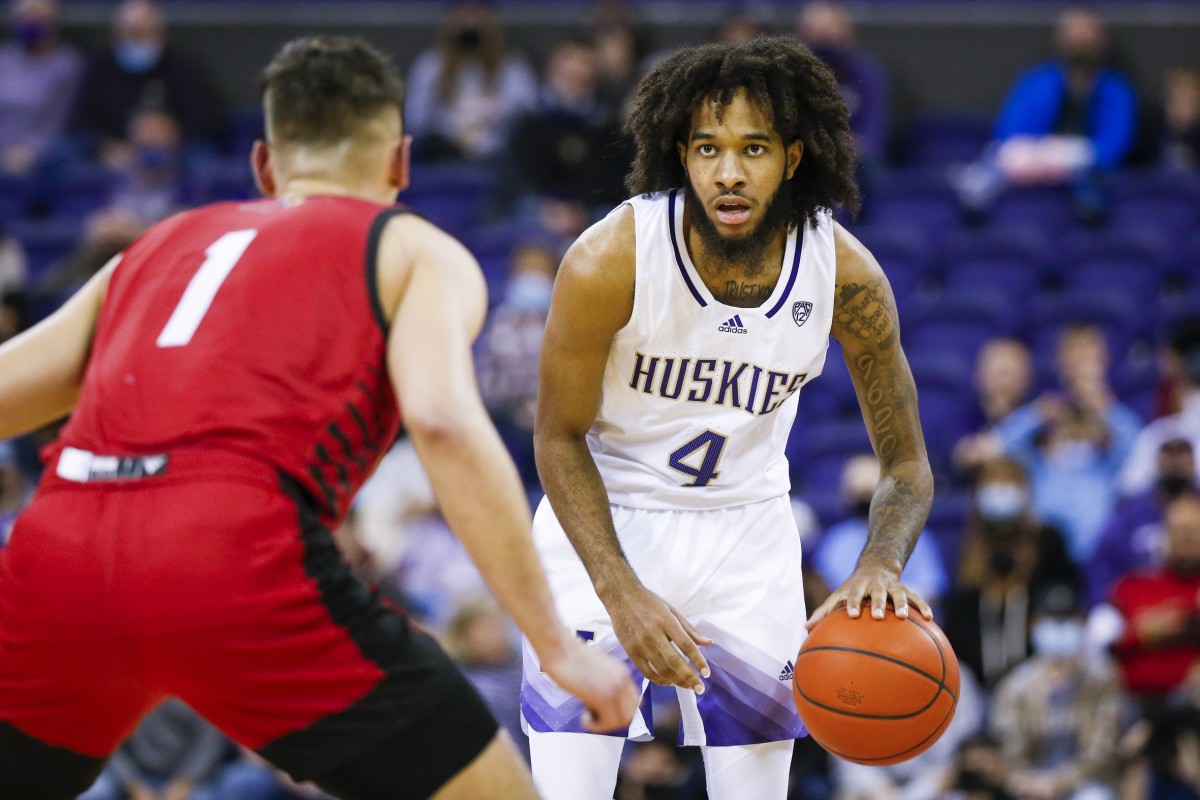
[778,660,795,682]
[718,314,748,334]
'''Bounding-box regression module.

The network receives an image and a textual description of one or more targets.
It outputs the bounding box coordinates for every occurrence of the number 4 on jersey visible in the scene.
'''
[668,430,729,487]
[157,229,258,348]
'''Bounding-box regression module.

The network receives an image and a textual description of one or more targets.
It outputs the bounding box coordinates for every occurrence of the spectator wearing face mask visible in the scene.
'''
[71,0,219,167]
[475,240,558,487]
[1100,494,1200,705]
[991,584,1125,800]
[943,457,1078,690]
[812,454,948,613]
[996,324,1141,565]
[1088,439,1198,609]
[0,0,81,175]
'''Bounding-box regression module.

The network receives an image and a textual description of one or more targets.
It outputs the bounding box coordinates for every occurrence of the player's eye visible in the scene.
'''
[698,144,717,156]
[746,144,766,156]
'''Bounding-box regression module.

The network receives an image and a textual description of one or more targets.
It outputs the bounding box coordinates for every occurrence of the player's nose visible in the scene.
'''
[713,153,747,190]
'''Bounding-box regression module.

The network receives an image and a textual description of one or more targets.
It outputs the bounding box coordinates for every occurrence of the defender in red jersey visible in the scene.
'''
[0,36,637,800]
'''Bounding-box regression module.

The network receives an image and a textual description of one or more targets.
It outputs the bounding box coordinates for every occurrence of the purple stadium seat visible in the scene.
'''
[898,112,992,168]
[986,184,1077,240]
[461,220,552,261]
[905,288,1017,363]
[786,418,872,494]
[1028,287,1142,362]
[936,227,1050,301]
[867,170,965,241]
[849,223,934,305]
[1109,170,1200,243]
[6,216,80,278]
[1058,229,1171,304]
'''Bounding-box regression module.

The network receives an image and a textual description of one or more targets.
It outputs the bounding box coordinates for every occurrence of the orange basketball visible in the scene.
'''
[793,608,959,765]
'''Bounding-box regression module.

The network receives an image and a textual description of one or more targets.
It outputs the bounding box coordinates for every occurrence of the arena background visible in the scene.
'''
[3,1,1200,798]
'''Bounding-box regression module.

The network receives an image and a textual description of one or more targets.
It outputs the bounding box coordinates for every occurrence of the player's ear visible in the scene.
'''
[389,135,411,193]
[676,140,688,174]
[251,140,276,197]
[785,138,804,180]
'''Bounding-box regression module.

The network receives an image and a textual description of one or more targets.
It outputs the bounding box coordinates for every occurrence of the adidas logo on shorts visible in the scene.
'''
[778,660,794,682]
[718,314,748,334]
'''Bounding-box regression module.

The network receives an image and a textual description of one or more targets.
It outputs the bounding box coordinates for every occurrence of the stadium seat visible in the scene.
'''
[936,227,1050,302]
[866,169,966,241]
[904,287,1017,363]
[849,223,935,305]
[897,112,992,168]
[6,216,80,278]
[985,184,1077,240]
[1109,170,1200,244]
[786,418,872,495]
[1058,229,1172,304]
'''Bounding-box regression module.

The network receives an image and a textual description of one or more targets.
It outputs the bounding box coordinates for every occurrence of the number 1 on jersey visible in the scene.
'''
[668,430,728,487]
[156,229,258,348]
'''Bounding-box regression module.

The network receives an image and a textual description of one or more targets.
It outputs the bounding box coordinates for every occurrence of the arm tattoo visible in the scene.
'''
[720,281,773,305]
[835,282,898,349]
[836,280,932,573]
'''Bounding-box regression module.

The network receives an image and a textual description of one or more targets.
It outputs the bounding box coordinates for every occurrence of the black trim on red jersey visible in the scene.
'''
[0,722,106,799]
[314,442,351,495]
[365,207,418,335]
[329,422,368,471]
[260,475,472,783]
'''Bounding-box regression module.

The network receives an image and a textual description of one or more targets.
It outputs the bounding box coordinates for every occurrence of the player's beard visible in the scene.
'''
[684,177,794,278]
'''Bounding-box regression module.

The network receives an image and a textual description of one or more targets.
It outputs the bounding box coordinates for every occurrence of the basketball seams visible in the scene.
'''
[793,611,960,765]
[816,700,957,764]
[795,645,959,705]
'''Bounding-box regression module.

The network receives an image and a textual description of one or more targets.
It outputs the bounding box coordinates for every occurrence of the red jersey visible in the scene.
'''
[1110,567,1200,695]
[54,195,405,522]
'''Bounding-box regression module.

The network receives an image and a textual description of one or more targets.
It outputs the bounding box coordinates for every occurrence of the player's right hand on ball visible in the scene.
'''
[542,639,640,733]
[606,585,712,693]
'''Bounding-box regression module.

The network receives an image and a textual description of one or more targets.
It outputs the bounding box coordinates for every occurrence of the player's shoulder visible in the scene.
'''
[831,221,886,288]
[560,203,635,285]
[374,210,485,323]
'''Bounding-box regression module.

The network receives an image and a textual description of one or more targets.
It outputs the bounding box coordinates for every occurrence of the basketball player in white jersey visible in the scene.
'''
[522,37,935,799]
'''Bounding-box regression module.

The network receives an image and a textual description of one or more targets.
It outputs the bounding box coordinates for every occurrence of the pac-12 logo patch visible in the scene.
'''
[792,301,813,327]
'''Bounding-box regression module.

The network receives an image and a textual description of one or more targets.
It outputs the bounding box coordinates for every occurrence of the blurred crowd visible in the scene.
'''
[1,1,1200,799]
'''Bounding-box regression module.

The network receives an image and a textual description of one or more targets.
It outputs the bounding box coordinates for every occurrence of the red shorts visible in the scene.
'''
[0,449,495,796]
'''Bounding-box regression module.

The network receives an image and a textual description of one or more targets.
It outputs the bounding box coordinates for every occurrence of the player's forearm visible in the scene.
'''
[535,431,641,604]
[409,411,573,662]
[857,458,934,576]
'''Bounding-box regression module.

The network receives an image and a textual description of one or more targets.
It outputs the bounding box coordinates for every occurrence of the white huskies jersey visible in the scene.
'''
[589,189,837,510]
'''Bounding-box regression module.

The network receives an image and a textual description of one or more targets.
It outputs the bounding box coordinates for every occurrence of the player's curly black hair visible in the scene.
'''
[624,35,860,228]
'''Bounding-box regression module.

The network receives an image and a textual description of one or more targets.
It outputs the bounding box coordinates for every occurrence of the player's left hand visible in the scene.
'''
[805,564,932,630]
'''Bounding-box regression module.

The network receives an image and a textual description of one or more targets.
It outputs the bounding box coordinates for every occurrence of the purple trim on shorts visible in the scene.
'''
[693,644,806,746]
[521,652,650,737]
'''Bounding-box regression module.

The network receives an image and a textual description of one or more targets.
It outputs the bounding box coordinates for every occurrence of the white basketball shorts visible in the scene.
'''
[520,494,808,746]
